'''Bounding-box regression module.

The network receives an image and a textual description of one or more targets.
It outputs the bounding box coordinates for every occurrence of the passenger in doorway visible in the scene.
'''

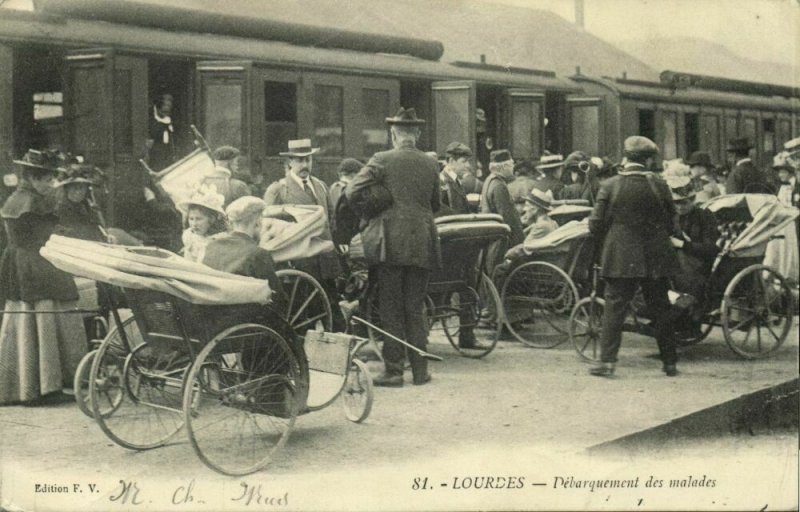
[475,108,492,178]
[264,139,344,331]
[145,93,178,172]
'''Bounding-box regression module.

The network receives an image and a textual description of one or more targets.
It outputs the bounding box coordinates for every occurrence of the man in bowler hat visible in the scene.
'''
[346,108,440,386]
[588,136,680,377]
[725,137,773,194]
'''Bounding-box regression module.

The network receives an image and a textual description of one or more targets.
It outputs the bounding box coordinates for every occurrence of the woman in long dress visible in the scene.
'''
[0,150,87,404]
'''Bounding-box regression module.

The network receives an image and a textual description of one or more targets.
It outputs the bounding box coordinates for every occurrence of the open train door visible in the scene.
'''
[432,81,476,162]
[194,61,253,157]
[505,89,545,161]
[63,49,148,227]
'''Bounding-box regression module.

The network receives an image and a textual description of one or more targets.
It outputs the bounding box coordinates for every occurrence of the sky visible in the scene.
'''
[492,0,799,67]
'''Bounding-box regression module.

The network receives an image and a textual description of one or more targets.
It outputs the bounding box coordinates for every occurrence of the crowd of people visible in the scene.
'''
[1,99,799,403]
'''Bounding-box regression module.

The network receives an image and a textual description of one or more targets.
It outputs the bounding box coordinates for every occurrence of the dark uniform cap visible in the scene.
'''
[685,151,714,168]
[445,142,472,158]
[623,136,659,157]
[337,158,363,176]
[385,107,425,125]
[213,146,241,161]
[490,149,513,164]
[726,137,753,153]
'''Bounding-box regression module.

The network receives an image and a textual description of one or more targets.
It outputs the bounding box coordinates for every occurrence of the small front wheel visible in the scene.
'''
[342,359,374,423]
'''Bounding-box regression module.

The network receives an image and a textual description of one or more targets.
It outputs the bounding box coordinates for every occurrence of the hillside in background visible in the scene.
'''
[617,37,796,86]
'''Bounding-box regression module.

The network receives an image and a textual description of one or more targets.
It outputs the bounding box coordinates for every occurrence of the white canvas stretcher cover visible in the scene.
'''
[702,194,799,259]
[523,218,591,254]
[259,204,335,263]
[40,235,272,305]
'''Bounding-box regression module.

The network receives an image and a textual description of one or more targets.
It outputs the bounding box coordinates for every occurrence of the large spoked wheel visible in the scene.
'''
[342,359,374,423]
[183,324,303,476]
[501,261,579,348]
[442,274,500,358]
[721,264,794,359]
[90,317,186,449]
[569,296,605,362]
[277,269,333,336]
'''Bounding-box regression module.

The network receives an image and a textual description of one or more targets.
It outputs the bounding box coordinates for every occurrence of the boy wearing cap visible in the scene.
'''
[202,196,286,313]
[440,142,479,215]
[588,136,680,377]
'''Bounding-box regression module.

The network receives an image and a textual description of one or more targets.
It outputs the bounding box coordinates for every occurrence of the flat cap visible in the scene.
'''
[490,149,513,164]
[213,145,240,161]
[445,142,472,158]
[623,136,659,156]
[226,196,266,224]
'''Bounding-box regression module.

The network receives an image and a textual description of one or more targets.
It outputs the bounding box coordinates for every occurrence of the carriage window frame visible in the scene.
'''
[567,97,601,156]
[660,110,678,160]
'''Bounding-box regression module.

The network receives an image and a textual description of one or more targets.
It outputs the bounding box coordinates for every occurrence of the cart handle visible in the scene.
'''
[350,316,444,362]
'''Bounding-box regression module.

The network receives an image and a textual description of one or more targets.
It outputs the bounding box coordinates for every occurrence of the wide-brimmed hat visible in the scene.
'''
[784,137,800,156]
[279,139,321,157]
[525,188,554,211]
[445,141,472,159]
[684,151,714,168]
[13,149,61,173]
[535,153,565,171]
[53,163,101,187]
[623,136,659,157]
[385,107,425,125]
[772,151,794,171]
[666,176,696,201]
[726,137,753,153]
[177,184,226,216]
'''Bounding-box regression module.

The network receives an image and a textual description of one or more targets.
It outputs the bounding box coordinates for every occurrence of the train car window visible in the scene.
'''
[725,116,738,142]
[314,85,344,156]
[113,70,133,154]
[701,114,721,163]
[362,88,390,157]
[638,109,655,141]
[743,117,757,148]
[33,92,63,121]
[684,112,700,155]
[264,81,296,157]
[778,119,792,145]
[203,82,243,148]
[762,118,775,155]
[571,104,600,155]
[661,111,678,160]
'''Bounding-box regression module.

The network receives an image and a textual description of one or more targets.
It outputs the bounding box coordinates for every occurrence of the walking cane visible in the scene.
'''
[350,316,443,362]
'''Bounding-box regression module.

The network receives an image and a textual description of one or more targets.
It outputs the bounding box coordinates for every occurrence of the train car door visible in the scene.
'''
[505,89,544,161]
[566,96,602,156]
[432,81,476,161]
[63,49,148,226]
[194,61,252,156]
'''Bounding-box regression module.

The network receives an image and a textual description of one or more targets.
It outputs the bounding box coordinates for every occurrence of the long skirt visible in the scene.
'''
[0,299,87,404]
[764,223,799,285]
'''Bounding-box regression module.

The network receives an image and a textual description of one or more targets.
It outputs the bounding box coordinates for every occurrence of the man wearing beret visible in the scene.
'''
[588,136,680,377]
[480,149,525,274]
[346,108,440,386]
[724,137,773,194]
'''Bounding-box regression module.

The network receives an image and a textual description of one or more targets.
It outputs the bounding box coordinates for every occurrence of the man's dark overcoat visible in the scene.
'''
[725,159,774,194]
[346,141,441,269]
[480,174,524,247]
[589,170,680,279]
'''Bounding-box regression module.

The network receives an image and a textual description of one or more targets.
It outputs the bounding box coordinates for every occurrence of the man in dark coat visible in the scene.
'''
[532,152,565,199]
[264,138,344,331]
[480,149,524,274]
[346,107,440,386]
[588,136,681,377]
[725,137,773,194]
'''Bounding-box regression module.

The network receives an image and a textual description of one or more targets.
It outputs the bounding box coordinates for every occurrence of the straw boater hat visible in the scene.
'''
[665,176,696,201]
[784,137,800,157]
[385,107,425,125]
[525,188,554,211]
[772,151,794,172]
[177,183,226,216]
[535,153,565,171]
[279,139,320,157]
